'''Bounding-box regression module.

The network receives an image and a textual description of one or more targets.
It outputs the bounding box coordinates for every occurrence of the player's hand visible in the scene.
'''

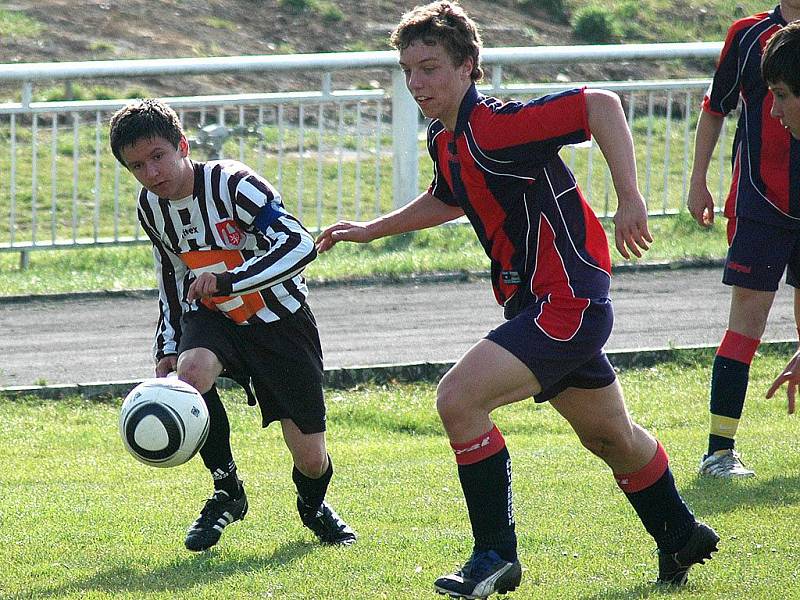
[765,350,800,414]
[316,220,373,253]
[155,355,178,378]
[613,192,652,259]
[187,272,219,301]
[687,182,715,227]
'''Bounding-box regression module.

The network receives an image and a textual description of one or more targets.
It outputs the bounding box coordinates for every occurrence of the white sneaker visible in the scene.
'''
[699,449,755,478]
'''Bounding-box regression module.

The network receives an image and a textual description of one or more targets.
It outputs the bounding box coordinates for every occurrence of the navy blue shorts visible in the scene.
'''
[486,296,617,403]
[724,216,800,291]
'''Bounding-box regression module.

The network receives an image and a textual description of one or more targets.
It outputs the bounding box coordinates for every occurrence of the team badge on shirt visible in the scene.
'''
[216,219,245,247]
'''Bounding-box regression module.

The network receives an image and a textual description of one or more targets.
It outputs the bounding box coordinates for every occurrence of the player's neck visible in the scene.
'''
[171,160,195,200]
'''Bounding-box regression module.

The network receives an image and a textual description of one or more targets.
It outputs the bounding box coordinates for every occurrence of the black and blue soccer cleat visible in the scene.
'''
[657,521,720,585]
[434,549,522,599]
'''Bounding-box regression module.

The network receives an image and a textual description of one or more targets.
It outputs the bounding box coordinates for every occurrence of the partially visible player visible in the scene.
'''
[318,2,718,596]
[109,99,356,551]
[761,21,800,412]
[686,1,800,478]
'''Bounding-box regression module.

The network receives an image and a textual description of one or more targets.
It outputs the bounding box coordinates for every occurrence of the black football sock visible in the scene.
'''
[197,385,240,497]
[293,455,333,518]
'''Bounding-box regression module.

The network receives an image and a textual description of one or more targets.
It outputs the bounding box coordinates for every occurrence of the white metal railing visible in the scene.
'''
[0,42,726,255]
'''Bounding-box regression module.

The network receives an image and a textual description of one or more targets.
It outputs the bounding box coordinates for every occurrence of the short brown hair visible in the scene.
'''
[109,99,184,166]
[390,1,483,81]
[762,21,800,96]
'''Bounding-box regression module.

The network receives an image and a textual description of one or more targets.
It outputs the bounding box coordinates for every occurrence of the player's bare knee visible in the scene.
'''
[579,432,634,462]
[176,362,215,394]
[293,447,328,478]
[436,379,468,425]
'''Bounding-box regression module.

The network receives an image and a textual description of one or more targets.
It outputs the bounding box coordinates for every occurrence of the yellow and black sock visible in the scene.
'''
[707,330,759,456]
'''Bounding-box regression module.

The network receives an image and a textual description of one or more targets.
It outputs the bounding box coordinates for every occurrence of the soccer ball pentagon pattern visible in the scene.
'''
[119,378,210,468]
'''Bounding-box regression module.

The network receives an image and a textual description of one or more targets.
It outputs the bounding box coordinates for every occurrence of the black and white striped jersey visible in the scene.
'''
[137,159,317,361]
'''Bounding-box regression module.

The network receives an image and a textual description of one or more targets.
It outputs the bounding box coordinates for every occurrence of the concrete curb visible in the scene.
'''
[2,340,795,401]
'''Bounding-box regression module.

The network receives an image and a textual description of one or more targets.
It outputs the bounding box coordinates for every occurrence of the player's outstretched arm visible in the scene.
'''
[687,110,725,228]
[316,192,464,253]
[316,220,375,253]
[585,89,652,259]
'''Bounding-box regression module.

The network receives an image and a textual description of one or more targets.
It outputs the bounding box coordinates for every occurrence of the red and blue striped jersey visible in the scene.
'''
[703,5,800,227]
[427,85,612,314]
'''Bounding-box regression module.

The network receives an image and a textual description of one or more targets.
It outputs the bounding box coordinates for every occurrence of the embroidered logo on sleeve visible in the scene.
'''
[215,220,244,247]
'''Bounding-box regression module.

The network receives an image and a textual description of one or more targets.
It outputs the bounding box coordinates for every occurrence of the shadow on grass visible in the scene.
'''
[34,539,317,598]
[679,473,800,516]
[579,582,684,599]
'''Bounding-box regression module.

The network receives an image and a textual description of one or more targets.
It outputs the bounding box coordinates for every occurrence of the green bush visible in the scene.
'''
[319,1,344,22]
[573,5,619,43]
[517,0,567,22]
[279,0,314,14]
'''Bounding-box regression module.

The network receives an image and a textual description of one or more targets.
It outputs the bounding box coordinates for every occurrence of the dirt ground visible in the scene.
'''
[1,0,711,99]
[1,267,796,388]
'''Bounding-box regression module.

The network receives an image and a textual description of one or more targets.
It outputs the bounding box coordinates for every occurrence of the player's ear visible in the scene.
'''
[178,135,190,157]
[461,56,474,79]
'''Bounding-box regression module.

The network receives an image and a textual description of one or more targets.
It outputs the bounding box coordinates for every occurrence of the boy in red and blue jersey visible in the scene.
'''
[318,2,719,597]
[688,1,800,478]
[762,22,800,409]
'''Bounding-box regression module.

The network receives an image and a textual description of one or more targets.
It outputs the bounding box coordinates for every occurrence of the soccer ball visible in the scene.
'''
[119,378,210,468]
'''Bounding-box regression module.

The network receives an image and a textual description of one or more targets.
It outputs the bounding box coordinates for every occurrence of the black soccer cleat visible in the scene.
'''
[297,499,357,546]
[184,487,248,551]
[656,521,720,585]
[434,549,523,599]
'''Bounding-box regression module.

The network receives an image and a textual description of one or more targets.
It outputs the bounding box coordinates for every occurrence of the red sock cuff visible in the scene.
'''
[614,441,669,494]
[451,425,506,466]
[716,329,760,364]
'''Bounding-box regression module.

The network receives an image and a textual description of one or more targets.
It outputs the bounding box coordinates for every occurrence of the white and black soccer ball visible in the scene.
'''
[119,378,210,468]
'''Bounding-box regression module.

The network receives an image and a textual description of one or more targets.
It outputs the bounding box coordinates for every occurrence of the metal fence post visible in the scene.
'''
[391,69,419,209]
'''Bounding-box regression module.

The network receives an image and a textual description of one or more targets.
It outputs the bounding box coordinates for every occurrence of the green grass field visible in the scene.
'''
[2,349,799,600]
[0,212,727,296]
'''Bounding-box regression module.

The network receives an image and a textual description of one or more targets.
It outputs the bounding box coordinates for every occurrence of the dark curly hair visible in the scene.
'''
[109,99,184,166]
[762,22,800,96]
[390,1,483,82]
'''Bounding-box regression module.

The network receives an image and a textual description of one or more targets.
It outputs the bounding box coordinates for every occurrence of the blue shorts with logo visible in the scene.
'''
[724,216,800,291]
[486,296,617,403]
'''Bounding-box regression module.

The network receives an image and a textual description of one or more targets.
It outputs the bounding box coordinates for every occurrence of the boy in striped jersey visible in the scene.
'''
[687,1,800,479]
[109,99,356,551]
[318,2,718,597]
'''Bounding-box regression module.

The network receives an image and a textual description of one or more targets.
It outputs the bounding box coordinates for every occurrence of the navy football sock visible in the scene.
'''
[615,443,694,553]
[453,430,517,563]
[707,331,759,456]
